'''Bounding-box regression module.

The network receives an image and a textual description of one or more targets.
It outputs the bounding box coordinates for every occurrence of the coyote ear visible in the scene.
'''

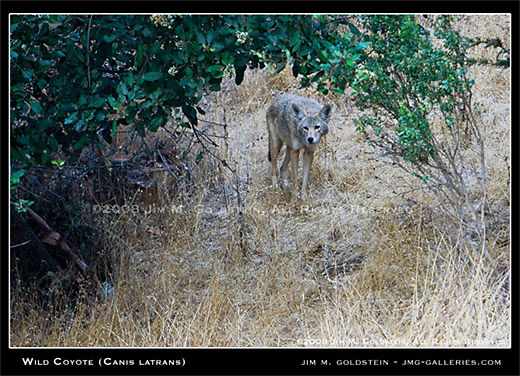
[291,103,305,120]
[319,105,332,121]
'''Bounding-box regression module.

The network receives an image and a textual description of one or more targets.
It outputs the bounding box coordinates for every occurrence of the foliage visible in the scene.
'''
[319,16,477,165]
[10,168,24,190]
[10,169,33,213]
[333,15,492,260]
[10,15,362,170]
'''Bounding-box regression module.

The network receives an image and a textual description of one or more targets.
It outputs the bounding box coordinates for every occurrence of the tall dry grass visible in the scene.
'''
[10,15,510,348]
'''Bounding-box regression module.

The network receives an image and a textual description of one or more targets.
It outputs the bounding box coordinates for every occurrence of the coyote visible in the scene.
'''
[266,94,331,200]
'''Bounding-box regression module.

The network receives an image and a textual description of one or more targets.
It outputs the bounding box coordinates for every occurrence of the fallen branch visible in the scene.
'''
[26,207,89,274]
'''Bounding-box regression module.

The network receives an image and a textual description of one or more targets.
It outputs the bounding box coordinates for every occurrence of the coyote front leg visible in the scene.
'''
[301,149,314,200]
[290,148,300,195]
[279,146,291,181]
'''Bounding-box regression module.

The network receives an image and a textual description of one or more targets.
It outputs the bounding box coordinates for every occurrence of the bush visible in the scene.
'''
[348,15,493,261]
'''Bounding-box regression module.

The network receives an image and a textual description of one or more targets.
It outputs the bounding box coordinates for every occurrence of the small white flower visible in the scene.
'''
[168,65,178,76]
[235,30,248,44]
[224,64,235,78]
[151,14,174,29]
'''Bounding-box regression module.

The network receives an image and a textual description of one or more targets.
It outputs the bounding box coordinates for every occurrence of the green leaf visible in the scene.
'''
[220,50,230,65]
[64,112,79,125]
[149,89,162,101]
[182,104,198,125]
[124,105,137,123]
[17,135,31,146]
[107,96,117,109]
[111,120,117,136]
[123,72,134,88]
[52,50,66,58]
[317,50,328,63]
[138,100,153,110]
[149,41,162,55]
[36,119,54,130]
[21,70,33,81]
[73,136,90,151]
[289,30,300,47]
[321,40,335,51]
[349,53,362,62]
[74,119,86,132]
[116,81,129,96]
[206,65,222,74]
[89,96,106,108]
[48,136,59,152]
[135,43,143,68]
[317,82,328,94]
[148,115,165,132]
[96,111,106,121]
[103,34,117,43]
[36,79,47,89]
[10,169,24,190]
[143,72,163,81]
[354,41,370,51]
[30,101,43,115]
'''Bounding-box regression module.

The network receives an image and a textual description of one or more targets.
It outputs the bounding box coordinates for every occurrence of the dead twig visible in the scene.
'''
[26,207,89,275]
[157,148,182,182]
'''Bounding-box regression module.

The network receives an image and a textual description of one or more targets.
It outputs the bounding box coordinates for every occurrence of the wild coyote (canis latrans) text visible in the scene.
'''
[266,94,331,200]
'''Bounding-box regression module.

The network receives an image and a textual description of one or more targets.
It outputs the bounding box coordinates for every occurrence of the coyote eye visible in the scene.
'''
[303,126,308,131]
[315,126,321,130]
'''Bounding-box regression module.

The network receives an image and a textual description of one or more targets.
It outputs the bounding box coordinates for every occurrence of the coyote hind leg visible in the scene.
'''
[268,133,283,188]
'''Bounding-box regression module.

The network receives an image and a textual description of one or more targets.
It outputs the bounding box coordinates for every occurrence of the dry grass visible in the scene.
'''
[10,15,510,348]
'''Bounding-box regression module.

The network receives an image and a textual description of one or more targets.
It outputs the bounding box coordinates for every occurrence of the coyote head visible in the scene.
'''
[292,103,331,145]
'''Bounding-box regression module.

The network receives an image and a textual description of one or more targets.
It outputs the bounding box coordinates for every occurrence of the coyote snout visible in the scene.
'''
[266,94,331,200]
